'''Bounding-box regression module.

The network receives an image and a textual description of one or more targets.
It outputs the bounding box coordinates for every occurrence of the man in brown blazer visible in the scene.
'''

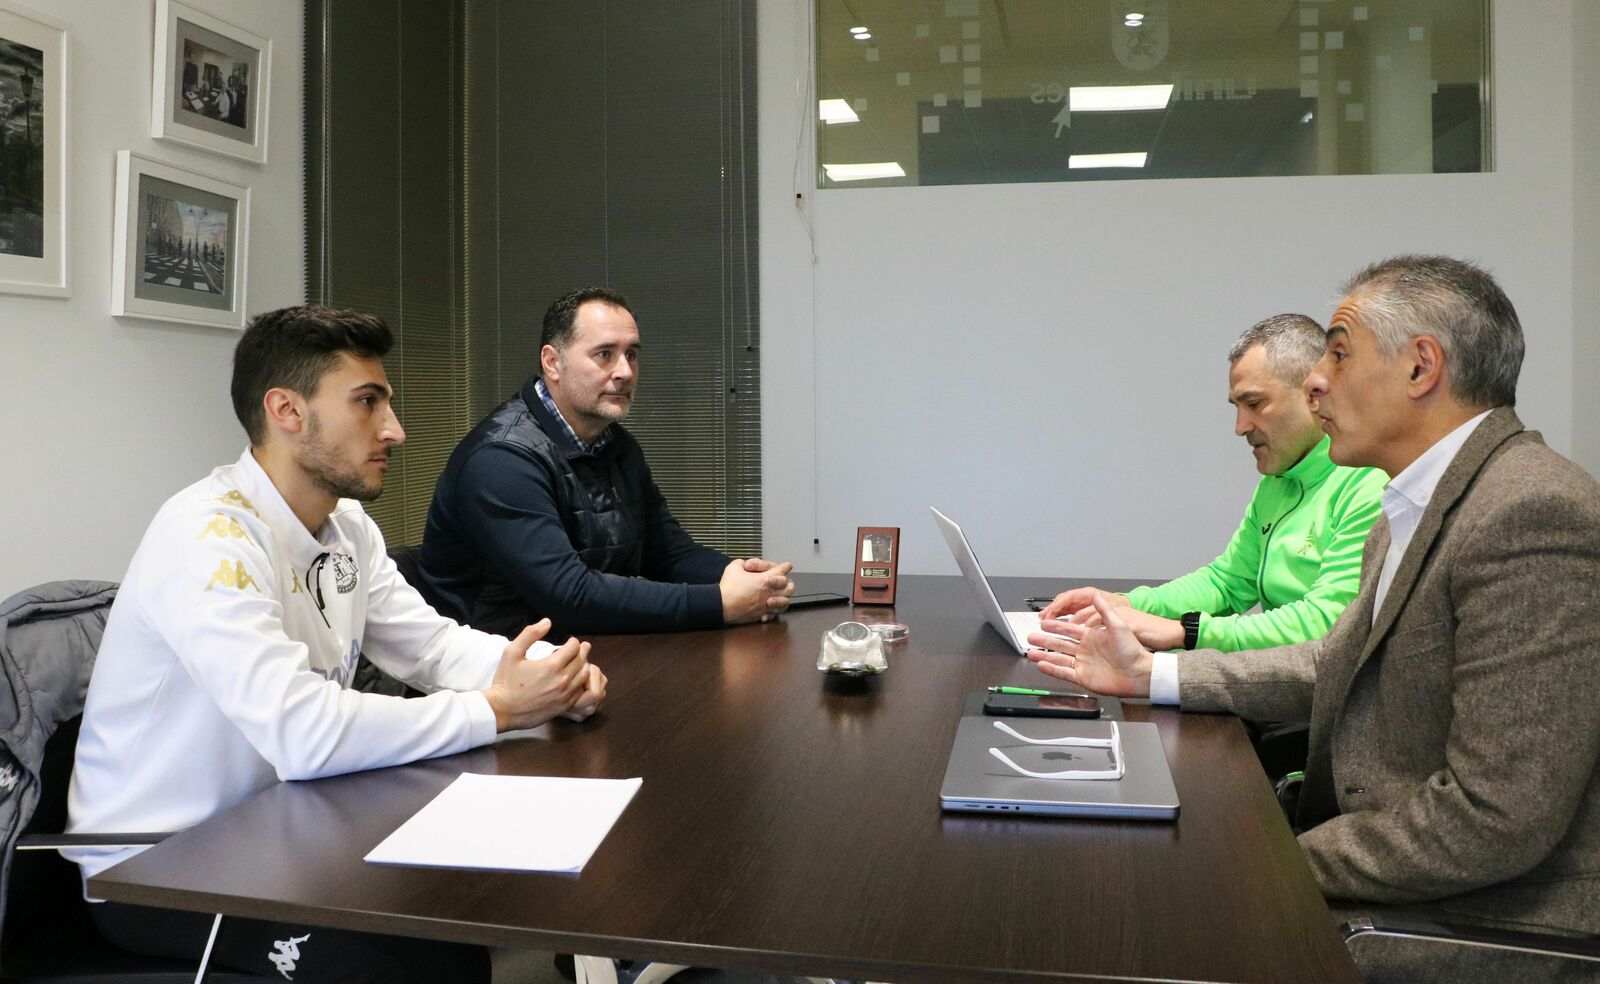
[1028,255,1600,982]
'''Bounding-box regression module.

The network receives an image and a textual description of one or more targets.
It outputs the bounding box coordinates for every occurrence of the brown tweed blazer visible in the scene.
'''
[1180,407,1600,935]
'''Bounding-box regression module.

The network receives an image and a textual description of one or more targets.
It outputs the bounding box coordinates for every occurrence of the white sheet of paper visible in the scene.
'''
[364,773,642,873]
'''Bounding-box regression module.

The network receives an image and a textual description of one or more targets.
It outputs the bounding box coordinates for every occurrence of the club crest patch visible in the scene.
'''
[329,553,359,594]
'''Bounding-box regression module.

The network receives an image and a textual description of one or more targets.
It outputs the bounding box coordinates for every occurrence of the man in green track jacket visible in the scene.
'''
[1041,314,1385,653]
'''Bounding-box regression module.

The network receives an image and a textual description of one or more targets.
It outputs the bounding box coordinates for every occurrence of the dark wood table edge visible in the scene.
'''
[84,872,1262,984]
[86,705,1353,984]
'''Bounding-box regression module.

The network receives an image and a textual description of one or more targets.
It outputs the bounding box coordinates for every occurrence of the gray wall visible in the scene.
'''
[0,1,304,598]
[760,0,1596,579]
[1574,0,1600,478]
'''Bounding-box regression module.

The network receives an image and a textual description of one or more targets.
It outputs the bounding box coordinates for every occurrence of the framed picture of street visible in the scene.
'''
[0,0,67,297]
[151,0,269,164]
[112,151,249,329]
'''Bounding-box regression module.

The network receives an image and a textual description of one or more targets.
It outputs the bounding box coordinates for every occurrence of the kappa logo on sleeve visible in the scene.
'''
[211,489,260,517]
[313,640,361,687]
[205,559,260,593]
[266,933,310,980]
[197,513,251,541]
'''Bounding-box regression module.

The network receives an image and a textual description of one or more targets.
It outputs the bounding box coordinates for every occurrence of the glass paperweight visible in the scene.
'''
[817,621,888,677]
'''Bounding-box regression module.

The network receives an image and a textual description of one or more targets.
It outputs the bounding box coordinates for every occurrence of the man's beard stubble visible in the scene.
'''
[299,412,383,502]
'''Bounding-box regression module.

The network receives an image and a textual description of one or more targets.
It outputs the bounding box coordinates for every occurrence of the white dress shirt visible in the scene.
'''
[1148,410,1491,705]
[1368,410,1490,622]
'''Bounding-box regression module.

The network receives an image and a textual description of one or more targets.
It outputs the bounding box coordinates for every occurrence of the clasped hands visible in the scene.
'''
[483,619,607,733]
[721,557,796,624]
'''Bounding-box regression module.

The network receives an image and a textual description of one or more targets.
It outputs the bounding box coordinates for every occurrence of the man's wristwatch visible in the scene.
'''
[1180,611,1202,650]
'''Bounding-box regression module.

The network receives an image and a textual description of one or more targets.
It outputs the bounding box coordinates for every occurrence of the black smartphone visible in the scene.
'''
[982,693,1102,719]
[787,591,851,608]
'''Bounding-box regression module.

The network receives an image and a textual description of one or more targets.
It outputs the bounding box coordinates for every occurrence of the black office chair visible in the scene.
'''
[349,545,427,698]
[387,543,423,589]
[1247,719,1310,785]
[0,580,252,984]
[1341,915,1600,982]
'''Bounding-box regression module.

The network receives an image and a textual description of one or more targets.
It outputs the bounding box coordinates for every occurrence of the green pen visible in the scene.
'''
[987,686,1092,698]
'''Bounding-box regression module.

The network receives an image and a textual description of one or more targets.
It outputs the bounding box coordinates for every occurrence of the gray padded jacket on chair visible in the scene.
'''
[0,580,117,937]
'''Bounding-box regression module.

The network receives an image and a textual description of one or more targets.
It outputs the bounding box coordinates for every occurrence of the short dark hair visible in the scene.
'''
[1340,255,1523,409]
[1228,313,1326,386]
[538,287,632,372]
[231,305,393,444]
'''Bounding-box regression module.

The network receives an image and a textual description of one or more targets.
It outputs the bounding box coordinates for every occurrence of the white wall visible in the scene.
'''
[0,0,303,598]
[760,0,1590,579]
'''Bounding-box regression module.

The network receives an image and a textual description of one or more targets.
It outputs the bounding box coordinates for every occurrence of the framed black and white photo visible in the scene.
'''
[151,0,269,164]
[0,0,66,297]
[112,151,249,329]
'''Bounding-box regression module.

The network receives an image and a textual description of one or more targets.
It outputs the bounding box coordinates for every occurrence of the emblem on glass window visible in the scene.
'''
[1111,0,1169,72]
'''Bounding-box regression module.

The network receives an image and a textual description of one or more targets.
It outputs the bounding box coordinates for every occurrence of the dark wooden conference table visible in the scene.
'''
[91,575,1361,984]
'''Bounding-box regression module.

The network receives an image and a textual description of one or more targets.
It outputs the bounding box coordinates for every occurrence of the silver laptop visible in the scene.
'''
[939,715,1180,820]
[931,506,1051,654]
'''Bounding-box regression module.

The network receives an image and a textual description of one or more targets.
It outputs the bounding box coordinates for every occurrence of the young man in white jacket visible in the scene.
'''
[66,305,607,982]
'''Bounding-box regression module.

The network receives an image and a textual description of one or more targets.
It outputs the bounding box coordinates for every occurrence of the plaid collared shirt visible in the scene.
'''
[535,378,612,454]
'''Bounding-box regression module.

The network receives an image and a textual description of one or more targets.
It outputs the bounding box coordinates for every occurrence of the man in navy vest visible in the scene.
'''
[417,287,794,638]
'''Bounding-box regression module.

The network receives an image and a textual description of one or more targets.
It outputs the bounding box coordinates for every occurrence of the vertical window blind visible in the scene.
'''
[305,0,761,556]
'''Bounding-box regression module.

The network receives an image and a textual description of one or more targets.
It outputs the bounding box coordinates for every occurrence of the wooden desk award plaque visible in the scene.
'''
[852,526,900,605]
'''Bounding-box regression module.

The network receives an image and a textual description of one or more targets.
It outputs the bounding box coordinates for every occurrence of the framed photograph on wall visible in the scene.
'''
[151,0,269,164]
[0,0,67,297]
[112,150,249,329]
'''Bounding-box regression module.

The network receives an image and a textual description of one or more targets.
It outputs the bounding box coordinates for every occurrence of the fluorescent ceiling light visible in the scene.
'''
[819,99,860,124]
[853,32,872,40]
[850,25,868,33]
[1068,84,1174,112]
[1125,11,1145,20]
[1068,152,1149,169]
[823,161,907,181]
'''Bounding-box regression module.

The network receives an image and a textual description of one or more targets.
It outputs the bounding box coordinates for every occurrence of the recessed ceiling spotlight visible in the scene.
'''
[819,99,860,124]
[823,161,907,181]
[850,26,869,34]
[854,32,872,40]
[1068,152,1148,169]
[1125,11,1145,20]
[1069,83,1174,112]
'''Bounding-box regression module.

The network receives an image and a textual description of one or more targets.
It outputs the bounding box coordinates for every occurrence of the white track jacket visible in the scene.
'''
[66,448,538,881]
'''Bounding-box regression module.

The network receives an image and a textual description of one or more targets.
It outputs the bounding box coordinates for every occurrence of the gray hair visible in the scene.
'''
[1340,255,1523,409]
[1228,313,1327,386]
